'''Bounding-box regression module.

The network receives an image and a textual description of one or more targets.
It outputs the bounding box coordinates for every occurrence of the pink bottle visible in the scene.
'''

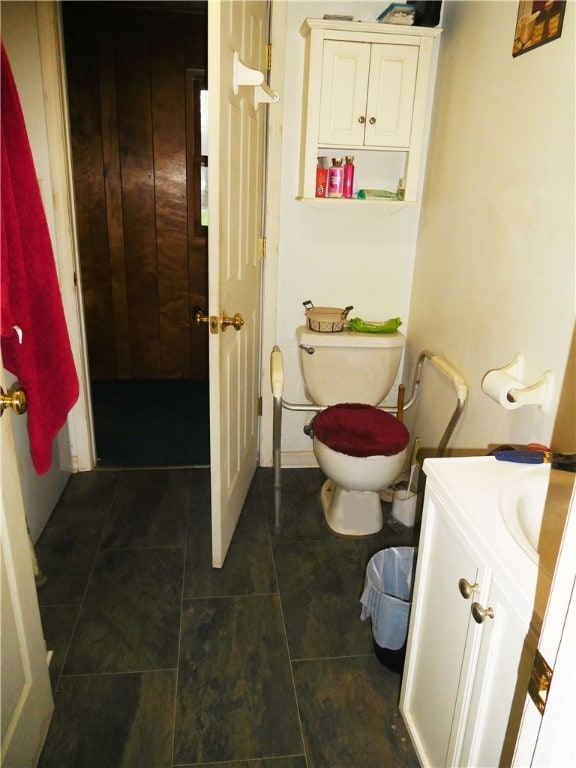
[328,158,344,198]
[343,156,354,199]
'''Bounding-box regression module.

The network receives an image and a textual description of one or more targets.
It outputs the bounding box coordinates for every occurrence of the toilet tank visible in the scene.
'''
[297,326,405,406]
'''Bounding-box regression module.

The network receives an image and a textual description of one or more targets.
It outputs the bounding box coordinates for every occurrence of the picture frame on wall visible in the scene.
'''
[513,1,566,57]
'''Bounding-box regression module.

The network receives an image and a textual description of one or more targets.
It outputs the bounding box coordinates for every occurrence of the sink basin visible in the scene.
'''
[499,465,550,564]
[499,464,571,574]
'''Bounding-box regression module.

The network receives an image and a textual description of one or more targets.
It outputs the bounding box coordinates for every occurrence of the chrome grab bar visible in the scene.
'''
[401,350,468,457]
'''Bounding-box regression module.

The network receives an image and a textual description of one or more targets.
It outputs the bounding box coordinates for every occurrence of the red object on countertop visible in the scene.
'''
[1,43,79,474]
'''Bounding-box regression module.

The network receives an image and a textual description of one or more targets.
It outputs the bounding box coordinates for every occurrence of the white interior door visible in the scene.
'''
[513,478,576,766]
[208,0,268,568]
[1,361,54,766]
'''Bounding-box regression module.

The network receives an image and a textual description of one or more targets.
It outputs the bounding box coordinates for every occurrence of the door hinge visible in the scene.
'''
[528,648,552,715]
[257,396,263,416]
[266,43,272,72]
[259,237,266,261]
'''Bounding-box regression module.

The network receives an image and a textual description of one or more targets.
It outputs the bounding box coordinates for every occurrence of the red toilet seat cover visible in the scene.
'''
[313,403,409,458]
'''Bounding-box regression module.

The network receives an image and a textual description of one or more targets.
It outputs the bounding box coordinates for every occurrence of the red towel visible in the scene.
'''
[1,44,79,475]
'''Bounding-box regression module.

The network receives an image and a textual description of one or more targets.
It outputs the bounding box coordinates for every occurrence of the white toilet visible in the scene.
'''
[298,326,409,536]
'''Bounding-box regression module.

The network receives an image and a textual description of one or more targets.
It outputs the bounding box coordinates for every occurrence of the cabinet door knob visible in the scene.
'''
[471,601,495,624]
[358,115,366,124]
[369,117,376,125]
[458,578,478,599]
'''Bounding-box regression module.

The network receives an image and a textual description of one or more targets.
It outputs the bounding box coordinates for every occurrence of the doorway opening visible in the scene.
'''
[62,1,210,467]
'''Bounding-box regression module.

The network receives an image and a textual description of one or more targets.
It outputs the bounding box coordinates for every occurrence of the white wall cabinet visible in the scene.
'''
[299,19,441,204]
[319,40,419,149]
[400,470,537,767]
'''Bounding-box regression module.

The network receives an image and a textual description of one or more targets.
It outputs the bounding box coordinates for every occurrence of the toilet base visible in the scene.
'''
[320,479,383,536]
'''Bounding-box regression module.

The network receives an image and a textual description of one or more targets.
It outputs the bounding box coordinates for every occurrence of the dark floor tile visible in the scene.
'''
[39,605,79,689]
[174,594,303,765]
[273,538,373,659]
[353,506,420,569]
[38,670,176,768]
[35,507,108,606]
[57,470,119,507]
[188,466,211,505]
[246,468,268,505]
[292,656,419,768]
[260,468,333,541]
[64,548,183,674]
[180,758,307,767]
[184,498,277,598]
[101,469,191,548]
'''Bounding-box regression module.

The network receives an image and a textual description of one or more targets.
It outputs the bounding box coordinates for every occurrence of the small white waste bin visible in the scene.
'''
[360,546,415,671]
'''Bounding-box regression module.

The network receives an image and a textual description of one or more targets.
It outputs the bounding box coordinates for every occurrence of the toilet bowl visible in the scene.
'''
[298,326,407,535]
[313,403,409,535]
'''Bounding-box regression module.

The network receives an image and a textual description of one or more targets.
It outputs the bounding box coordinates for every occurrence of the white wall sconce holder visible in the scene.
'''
[233,51,279,110]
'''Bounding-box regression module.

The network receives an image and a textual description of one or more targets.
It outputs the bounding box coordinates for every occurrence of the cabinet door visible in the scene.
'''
[401,494,488,767]
[318,40,370,147]
[460,578,537,768]
[364,43,419,148]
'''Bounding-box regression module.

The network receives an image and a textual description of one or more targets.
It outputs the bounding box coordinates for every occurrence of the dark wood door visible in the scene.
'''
[63,2,208,379]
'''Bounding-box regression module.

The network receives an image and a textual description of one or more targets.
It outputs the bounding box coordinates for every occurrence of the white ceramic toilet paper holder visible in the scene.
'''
[482,353,554,412]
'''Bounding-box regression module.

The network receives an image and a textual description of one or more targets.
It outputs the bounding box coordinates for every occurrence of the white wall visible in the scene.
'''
[262,0,434,465]
[407,0,575,455]
[262,0,574,466]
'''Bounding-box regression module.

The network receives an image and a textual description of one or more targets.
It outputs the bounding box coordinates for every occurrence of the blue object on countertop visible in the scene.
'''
[494,450,576,470]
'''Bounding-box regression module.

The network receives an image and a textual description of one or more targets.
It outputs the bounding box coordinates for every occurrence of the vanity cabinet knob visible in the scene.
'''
[369,117,376,125]
[358,116,366,124]
[458,578,478,599]
[471,601,495,624]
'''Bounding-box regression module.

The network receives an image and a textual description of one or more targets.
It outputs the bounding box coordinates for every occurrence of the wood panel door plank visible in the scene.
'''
[97,18,131,378]
[115,11,161,377]
[151,15,191,378]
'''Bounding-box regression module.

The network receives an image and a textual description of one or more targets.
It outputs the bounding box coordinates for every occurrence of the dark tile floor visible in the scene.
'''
[36,467,419,768]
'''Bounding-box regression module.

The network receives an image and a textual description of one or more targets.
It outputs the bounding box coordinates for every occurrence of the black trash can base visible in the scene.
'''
[373,639,406,673]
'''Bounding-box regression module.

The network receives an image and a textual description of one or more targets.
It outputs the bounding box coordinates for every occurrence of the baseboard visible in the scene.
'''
[260,450,319,468]
[280,450,319,468]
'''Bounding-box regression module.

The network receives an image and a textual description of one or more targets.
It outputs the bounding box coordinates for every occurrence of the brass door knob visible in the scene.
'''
[193,306,209,326]
[193,306,219,334]
[471,601,494,624]
[458,578,479,600]
[369,117,376,125]
[220,311,244,332]
[0,386,27,417]
[358,115,366,124]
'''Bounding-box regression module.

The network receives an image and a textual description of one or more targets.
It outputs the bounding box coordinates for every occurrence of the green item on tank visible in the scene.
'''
[357,189,399,200]
[347,317,403,334]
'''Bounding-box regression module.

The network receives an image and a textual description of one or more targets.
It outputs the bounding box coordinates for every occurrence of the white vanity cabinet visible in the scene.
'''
[458,574,538,768]
[400,462,538,768]
[299,19,441,203]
